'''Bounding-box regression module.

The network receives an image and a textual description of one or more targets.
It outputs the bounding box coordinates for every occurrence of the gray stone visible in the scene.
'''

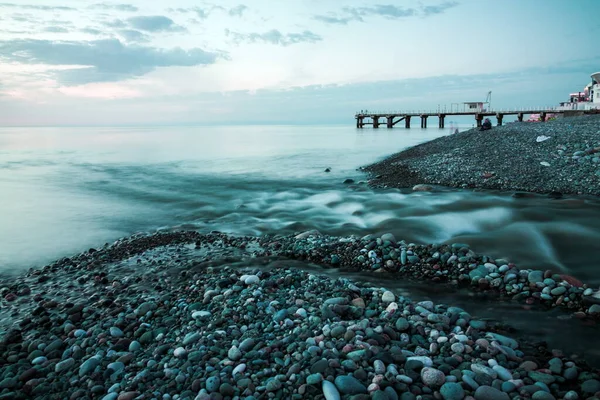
[581,379,600,393]
[322,380,341,400]
[239,338,255,352]
[79,356,101,377]
[474,385,510,400]
[528,270,544,284]
[334,375,367,395]
[228,346,242,361]
[395,318,409,331]
[421,367,445,387]
[440,382,465,400]
[183,332,200,346]
[206,376,220,392]
[532,391,556,400]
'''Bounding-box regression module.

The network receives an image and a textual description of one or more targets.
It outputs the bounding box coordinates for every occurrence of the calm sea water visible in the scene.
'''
[2,124,600,362]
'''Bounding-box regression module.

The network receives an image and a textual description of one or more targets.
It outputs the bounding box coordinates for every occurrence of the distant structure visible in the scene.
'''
[355,75,600,128]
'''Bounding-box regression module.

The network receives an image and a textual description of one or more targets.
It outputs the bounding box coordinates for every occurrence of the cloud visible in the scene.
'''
[90,3,138,12]
[228,5,247,17]
[169,5,247,19]
[127,16,186,32]
[11,13,35,22]
[314,2,458,24]
[168,7,211,19]
[81,27,103,35]
[0,2,75,11]
[118,29,150,43]
[43,26,69,33]
[422,1,459,16]
[0,38,222,85]
[225,29,322,46]
[102,19,127,28]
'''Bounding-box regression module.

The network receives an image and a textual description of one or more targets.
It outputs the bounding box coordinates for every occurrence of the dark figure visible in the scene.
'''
[480,118,492,131]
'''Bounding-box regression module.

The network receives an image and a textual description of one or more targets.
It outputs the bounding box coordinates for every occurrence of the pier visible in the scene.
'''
[354,108,594,129]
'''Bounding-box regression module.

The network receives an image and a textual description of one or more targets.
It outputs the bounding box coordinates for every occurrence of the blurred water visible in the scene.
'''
[1,124,600,290]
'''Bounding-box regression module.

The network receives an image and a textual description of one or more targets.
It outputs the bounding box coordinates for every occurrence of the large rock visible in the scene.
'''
[474,386,509,400]
[322,380,341,400]
[334,375,367,395]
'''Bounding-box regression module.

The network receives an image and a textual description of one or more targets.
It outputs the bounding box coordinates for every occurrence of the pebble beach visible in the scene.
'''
[2,231,599,400]
[364,115,600,196]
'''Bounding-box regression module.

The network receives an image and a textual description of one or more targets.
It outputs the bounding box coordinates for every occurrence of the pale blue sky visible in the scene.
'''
[0,0,598,125]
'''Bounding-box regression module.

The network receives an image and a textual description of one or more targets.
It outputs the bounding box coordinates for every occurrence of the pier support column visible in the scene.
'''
[373,116,379,128]
[517,113,523,122]
[438,114,445,128]
[497,114,503,126]
[387,116,393,128]
[540,112,547,122]
[420,115,428,128]
[405,116,411,129]
[356,117,360,128]
[475,114,483,128]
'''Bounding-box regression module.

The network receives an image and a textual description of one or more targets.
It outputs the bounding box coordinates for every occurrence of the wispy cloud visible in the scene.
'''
[228,5,248,17]
[90,3,139,12]
[0,38,222,85]
[225,29,322,46]
[0,2,76,11]
[118,29,151,43]
[168,6,212,19]
[102,19,127,28]
[81,27,104,35]
[314,2,458,24]
[169,4,248,19]
[422,1,459,16]
[43,26,69,33]
[127,16,186,32]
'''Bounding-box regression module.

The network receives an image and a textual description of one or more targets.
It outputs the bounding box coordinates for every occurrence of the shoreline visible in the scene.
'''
[1,230,599,399]
[363,115,600,196]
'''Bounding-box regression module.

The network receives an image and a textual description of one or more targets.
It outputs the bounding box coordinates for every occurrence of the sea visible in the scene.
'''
[1,124,600,362]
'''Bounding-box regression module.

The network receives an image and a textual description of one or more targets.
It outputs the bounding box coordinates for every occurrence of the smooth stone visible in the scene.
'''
[381,291,395,303]
[528,271,544,284]
[440,382,465,400]
[471,363,498,379]
[192,311,211,319]
[550,286,567,296]
[182,332,200,346]
[55,358,75,373]
[528,371,556,385]
[79,356,101,377]
[110,327,124,337]
[31,356,47,365]
[395,318,409,331]
[322,380,341,400]
[243,275,260,284]
[532,391,556,400]
[307,373,323,385]
[564,390,579,400]
[228,346,242,361]
[492,365,512,381]
[232,363,246,377]
[206,376,220,392]
[421,367,445,387]
[174,347,186,358]
[128,341,141,352]
[239,338,255,352]
[581,379,600,393]
[474,385,510,400]
[334,375,367,395]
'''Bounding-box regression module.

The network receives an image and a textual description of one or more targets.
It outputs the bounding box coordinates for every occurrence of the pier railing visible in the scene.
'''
[354,106,572,129]
[355,107,561,116]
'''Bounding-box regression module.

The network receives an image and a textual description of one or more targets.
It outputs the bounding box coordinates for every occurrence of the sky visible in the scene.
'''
[0,0,599,126]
